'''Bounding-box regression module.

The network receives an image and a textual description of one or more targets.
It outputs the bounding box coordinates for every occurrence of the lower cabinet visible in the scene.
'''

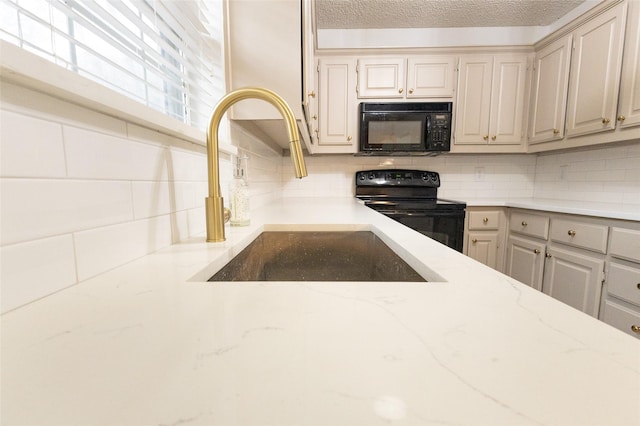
[601,227,640,338]
[542,246,604,317]
[474,206,639,337]
[505,235,545,291]
[464,207,506,271]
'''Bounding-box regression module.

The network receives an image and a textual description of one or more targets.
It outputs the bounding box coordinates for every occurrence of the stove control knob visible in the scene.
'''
[359,174,365,180]
[368,173,375,180]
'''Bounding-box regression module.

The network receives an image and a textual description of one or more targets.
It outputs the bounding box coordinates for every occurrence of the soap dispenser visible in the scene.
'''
[229,155,250,226]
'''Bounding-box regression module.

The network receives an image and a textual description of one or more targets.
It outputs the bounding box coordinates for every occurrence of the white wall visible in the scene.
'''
[0,81,282,313]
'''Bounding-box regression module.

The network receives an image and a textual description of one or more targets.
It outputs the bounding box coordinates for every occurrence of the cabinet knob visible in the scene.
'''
[521,221,528,227]
[545,253,552,258]
[617,115,626,122]
[636,283,640,290]
[472,238,478,244]
[553,128,560,135]
[409,88,414,94]
[312,115,317,120]
[398,88,404,94]
[483,135,489,141]
[567,230,576,237]
[631,325,640,334]
[347,136,352,141]
[534,249,541,254]
[483,217,489,223]
[308,91,316,98]
[491,135,497,141]
[602,117,610,124]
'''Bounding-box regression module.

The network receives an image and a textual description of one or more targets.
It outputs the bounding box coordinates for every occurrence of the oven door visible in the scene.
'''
[370,206,465,252]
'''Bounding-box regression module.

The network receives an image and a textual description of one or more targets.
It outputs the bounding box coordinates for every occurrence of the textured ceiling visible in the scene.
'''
[315,0,589,29]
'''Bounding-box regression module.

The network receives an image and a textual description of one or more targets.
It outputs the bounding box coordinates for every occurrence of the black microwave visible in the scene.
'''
[359,102,453,154]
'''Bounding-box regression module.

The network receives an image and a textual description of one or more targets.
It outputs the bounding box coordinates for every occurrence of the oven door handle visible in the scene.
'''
[366,201,398,207]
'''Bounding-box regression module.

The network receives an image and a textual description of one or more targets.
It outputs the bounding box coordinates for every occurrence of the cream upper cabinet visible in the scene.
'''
[618,0,640,128]
[356,56,457,99]
[528,35,572,144]
[357,58,406,98]
[405,56,457,98]
[565,2,627,137]
[454,54,528,148]
[316,57,358,153]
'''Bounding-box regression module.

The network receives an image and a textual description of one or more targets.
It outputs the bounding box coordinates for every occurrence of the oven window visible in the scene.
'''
[379,212,465,252]
[368,121,422,145]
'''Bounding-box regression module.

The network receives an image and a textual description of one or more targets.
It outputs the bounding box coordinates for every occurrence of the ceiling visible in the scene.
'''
[315,0,590,29]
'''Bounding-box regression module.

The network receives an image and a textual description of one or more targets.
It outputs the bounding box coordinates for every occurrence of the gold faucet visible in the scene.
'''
[205,87,308,242]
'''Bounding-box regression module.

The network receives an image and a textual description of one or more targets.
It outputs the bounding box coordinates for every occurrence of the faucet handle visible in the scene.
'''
[224,207,231,223]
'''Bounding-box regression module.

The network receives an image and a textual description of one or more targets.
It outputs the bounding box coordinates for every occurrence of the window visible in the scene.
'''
[0,0,224,131]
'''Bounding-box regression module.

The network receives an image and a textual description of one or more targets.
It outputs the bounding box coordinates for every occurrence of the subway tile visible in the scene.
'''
[168,148,208,181]
[0,235,77,313]
[0,81,127,136]
[131,181,171,219]
[0,109,67,177]
[64,126,170,180]
[0,179,133,245]
[74,215,172,281]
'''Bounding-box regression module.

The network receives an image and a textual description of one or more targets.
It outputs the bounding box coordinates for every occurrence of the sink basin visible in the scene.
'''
[208,231,427,282]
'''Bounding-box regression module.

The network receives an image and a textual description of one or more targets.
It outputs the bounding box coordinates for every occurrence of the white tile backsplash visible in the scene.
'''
[0,109,67,178]
[1,179,134,245]
[0,235,77,313]
[74,215,172,281]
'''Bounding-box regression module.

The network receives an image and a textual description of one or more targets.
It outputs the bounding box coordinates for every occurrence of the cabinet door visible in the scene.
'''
[529,36,572,144]
[489,55,528,144]
[301,0,318,145]
[467,232,498,269]
[406,56,456,98]
[317,58,357,152]
[356,58,405,98]
[618,0,640,128]
[505,235,545,291]
[566,3,627,137]
[542,246,604,317]
[455,55,493,144]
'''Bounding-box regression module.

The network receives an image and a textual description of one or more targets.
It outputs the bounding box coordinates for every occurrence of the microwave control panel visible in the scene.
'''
[426,113,451,150]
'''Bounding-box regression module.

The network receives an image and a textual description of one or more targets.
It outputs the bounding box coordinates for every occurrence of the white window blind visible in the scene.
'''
[0,0,224,131]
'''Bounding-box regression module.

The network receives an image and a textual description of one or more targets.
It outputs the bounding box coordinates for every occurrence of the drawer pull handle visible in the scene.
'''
[483,217,489,223]
[521,221,528,226]
[534,249,540,254]
[472,238,478,244]
[631,325,640,334]
[568,230,576,237]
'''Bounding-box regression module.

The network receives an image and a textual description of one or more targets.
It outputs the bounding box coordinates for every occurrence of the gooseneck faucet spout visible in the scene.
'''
[205,87,308,242]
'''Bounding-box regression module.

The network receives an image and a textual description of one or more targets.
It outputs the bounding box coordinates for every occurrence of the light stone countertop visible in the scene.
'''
[464,197,640,221]
[2,197,639,425]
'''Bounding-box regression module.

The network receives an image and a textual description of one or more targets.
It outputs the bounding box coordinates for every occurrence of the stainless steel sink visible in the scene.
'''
[208,231,427,282]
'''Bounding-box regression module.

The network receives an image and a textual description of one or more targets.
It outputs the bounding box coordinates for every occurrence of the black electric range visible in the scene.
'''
[355,169,467,252]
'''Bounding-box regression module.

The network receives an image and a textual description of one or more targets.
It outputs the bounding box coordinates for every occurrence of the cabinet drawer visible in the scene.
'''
[602,300,640,339]
[468,211,500,230]
[550,219,608,253]
[609,227,640,262]
[509,212,549,239]
[608,262,640,306]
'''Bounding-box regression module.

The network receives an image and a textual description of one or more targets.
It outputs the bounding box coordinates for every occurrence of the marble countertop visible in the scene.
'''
[464,197,640,221]
[2,198,639,425]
